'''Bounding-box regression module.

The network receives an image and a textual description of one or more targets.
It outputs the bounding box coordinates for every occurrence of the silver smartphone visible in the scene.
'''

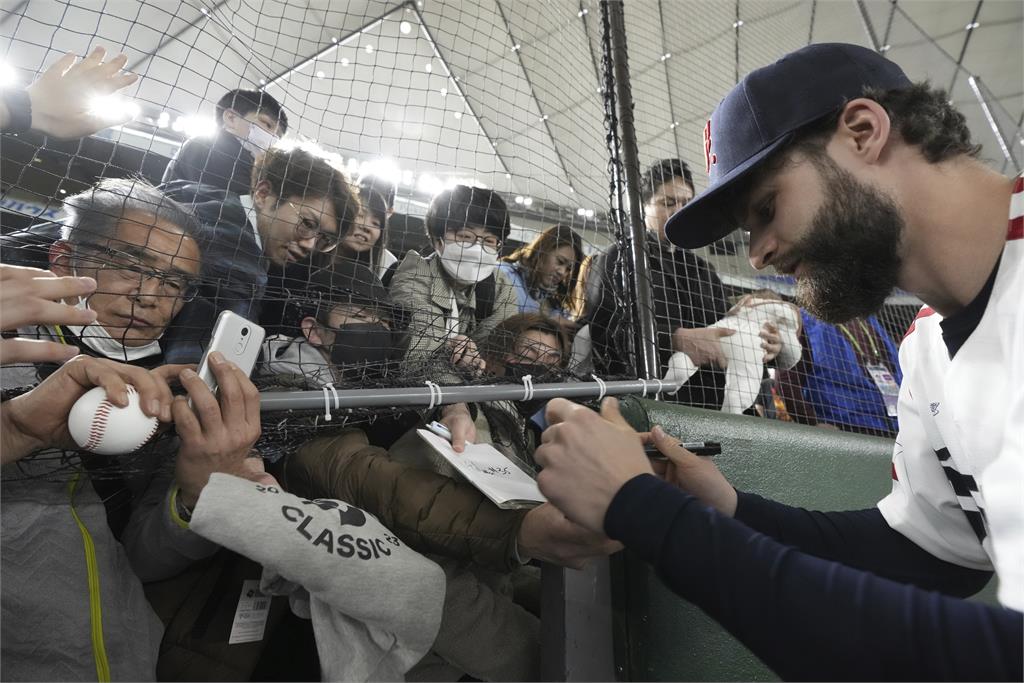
[195,310,266,393]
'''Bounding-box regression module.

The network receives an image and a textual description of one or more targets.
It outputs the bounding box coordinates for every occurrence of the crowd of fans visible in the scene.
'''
[2,40,983,683]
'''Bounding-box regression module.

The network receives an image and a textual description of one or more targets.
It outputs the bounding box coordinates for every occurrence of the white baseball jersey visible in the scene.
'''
[878,175,1024,611]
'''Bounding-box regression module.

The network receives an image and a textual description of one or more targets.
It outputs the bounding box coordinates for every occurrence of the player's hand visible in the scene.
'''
[25,46,139,139]
[0,355,182,464]
[440,402,476,453]
[643,425,737,517]
[517,502,623,569]
[0,265,98,366]
[172,352,261,508]
[448,334,486,374]
[759,322,782,363]
[535,397,653,534]
[672,326,735,368]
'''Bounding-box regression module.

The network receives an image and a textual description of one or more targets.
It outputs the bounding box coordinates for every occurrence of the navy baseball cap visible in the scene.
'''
[664,43,912,249]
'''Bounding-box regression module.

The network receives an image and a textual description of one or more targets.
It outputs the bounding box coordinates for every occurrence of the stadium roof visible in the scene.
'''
[2,0,1021,211]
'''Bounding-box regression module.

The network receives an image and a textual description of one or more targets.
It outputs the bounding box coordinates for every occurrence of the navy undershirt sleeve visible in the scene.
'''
[605,475,1023,681]
[734,490,993,597]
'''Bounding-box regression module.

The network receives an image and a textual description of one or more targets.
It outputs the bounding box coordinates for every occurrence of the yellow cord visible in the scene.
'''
[68,473,111,682]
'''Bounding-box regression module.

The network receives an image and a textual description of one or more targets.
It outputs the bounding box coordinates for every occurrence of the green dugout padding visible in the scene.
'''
[610,398,994,682]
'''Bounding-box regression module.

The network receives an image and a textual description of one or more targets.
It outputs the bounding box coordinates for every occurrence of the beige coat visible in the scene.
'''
[389,250,519,381]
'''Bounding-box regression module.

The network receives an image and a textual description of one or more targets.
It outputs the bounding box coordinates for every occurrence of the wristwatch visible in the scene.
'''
[1,88,32,134]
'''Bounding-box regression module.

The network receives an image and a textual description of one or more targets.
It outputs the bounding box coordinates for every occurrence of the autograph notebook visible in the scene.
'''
[416,429,546,510]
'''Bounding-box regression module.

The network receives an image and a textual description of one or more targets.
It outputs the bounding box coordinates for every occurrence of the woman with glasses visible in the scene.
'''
[498,224,584,321]
[389,185,522,447]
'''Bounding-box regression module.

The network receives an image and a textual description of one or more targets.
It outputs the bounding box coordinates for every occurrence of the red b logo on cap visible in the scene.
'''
[703,119,717,173]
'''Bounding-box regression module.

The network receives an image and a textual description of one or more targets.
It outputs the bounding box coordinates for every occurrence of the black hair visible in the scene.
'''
[424,185,510,243]
[359,174,397,210]
[215,89,289,134]
[334,186,389,273]
[255,145,359,254]
[640,159,695,204]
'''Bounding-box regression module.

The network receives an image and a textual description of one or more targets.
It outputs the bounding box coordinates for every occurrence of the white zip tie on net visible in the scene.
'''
[591,374,608,402]
[322,383,339,422]
[638,378,648,398]
[424,380,442,410]
[521,374,535,401]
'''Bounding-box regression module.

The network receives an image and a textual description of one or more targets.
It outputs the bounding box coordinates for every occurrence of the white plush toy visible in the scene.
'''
[663,296,802,414]
[68,385,159,455]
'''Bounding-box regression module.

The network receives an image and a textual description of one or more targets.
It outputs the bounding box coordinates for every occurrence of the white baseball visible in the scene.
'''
[68,385,159,455]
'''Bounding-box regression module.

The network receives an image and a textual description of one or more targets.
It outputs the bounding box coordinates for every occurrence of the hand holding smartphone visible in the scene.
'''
[195,311,266,394]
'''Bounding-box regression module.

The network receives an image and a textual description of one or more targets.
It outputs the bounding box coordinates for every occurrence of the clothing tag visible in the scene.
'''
[228,579,271,645]
[866,363,900,417]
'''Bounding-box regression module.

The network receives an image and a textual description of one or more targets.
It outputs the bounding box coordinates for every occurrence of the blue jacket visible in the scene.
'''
[496,262,568,318]
[800,312,902,435]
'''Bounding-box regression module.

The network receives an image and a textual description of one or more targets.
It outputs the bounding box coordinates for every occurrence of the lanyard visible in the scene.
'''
[837,319,882,360]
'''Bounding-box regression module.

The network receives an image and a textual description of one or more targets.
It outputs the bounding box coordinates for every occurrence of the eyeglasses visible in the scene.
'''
[446,228,502,255]
[75,245,201,302]
[287,201,339,253]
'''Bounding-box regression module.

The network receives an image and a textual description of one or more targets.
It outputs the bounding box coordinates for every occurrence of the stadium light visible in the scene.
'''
[400,21,412,34]
[156,111,170,128]
[417,174,443,196]
[0,62,18,89]
[523,197,533,207]
[89,95,140,122]
[365,44,374,54]
[172,114,216,138]
[361,158,403,186]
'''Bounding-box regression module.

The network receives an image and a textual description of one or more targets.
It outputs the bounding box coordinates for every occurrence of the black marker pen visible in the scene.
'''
[644,441,721,459]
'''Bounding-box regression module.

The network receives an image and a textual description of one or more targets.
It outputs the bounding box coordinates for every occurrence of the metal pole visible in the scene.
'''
[968,76,1021,174]
[602,0,661,383]
[258,377,677,412]
[854,0,882,52]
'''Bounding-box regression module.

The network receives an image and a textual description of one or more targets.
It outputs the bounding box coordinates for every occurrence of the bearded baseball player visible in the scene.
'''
[534,43,1022,680]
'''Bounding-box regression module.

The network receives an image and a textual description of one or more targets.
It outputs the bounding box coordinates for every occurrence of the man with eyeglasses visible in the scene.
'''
[389,185,520,449]
[0,177,273,680]
[1,177,203,381]
[160,143,359,358]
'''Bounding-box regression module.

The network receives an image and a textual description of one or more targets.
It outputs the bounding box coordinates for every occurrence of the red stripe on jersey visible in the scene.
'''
[902,306,936,342]
[1009,215,1023,241]
[891,462,898,481]
[1011,176,1024,240]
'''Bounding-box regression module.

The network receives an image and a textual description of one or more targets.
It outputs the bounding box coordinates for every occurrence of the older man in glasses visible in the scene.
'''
[1,177,203,383]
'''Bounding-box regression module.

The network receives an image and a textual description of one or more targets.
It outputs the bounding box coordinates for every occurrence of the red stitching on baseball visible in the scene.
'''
[84,401,113,451]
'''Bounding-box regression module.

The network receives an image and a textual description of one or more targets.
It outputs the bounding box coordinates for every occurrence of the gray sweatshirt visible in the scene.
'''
[189,473,446,682]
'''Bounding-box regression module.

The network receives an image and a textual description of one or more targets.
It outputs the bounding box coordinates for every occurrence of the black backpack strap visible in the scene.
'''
[473,273,496,322]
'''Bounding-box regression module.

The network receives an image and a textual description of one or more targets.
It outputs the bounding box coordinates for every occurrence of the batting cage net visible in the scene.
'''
[1,0,1022,491]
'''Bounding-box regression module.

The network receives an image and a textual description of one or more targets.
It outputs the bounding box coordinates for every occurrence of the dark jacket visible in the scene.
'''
[161,132,255,196]
[589,232,729,410]
[158,181,268,362]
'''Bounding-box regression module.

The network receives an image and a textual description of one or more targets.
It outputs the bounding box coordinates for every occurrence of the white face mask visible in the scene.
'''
[438,242,497,285]
[240,122,279,157]
[67,296,162,362]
